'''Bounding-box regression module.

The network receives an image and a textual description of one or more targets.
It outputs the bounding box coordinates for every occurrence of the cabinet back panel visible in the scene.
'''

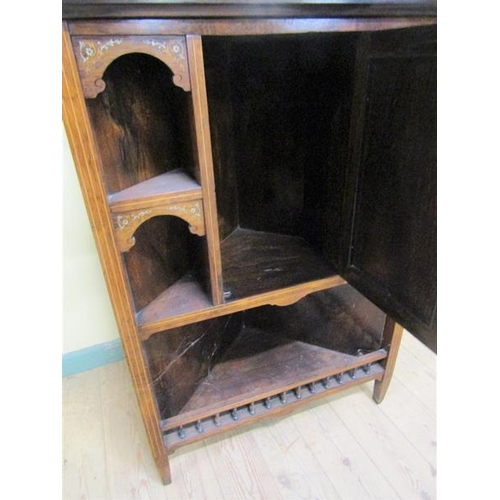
[205,34,357,265]
[244,285,385,355]
[203,38,240,240]
[123,216,204,311]
[86,53,195,195]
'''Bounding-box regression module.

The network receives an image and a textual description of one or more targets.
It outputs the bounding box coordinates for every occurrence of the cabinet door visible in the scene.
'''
[344,25,437,351]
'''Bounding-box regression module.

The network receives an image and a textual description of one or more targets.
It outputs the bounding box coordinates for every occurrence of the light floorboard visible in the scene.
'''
[63,330,437,500]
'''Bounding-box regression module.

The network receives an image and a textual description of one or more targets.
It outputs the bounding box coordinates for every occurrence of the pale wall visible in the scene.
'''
[63,128,119,354]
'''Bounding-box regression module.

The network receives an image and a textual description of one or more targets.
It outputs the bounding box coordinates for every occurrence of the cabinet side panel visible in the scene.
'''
[62,23,170,480]
[144,314,243,419]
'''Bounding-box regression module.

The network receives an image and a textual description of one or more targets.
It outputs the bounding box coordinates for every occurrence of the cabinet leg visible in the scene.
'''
[154,450,172,485]
[373,317,404,404]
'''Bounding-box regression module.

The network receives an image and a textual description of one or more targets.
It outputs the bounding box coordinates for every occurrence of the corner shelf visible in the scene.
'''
[221,228,338,299]
[136,274,346,339]
[160,326,387,451]
[108,169,202,212]
[107,169,206,252]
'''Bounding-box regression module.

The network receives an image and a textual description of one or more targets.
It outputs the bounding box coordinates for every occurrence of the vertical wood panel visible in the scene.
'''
[186,35,224,305]
[62,22,171,484]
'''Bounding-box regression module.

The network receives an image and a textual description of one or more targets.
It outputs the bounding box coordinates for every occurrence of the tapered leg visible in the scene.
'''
[155,450,172,485]
[373,317,404,404]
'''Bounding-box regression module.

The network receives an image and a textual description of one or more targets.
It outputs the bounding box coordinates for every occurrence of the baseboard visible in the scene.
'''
[62,339,124,377]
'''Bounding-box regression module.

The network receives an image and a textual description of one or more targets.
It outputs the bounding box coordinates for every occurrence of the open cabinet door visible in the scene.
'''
[343,25,437,351]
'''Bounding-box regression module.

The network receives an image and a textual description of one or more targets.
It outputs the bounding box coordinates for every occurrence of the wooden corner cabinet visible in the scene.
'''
[62,0,436,485]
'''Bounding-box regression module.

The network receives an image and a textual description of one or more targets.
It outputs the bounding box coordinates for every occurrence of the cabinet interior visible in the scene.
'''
[205,34,357,299]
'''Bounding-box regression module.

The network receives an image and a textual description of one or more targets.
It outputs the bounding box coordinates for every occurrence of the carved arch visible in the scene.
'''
[112,200,205,252]
[72,36,191,98]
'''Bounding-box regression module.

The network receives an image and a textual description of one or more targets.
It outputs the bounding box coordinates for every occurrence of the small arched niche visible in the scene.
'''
[123,214,208,313]
[85,52,195,195]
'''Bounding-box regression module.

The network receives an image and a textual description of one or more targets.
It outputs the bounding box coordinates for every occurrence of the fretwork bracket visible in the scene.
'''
[72,35,191,98]
[112,200,205,252]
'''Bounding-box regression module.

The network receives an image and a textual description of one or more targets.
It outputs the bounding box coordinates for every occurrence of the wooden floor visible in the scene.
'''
[62,330,436,500]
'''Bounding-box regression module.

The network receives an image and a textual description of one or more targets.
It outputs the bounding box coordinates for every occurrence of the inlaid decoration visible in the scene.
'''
[72,36,191,98]
[112,200,205,252]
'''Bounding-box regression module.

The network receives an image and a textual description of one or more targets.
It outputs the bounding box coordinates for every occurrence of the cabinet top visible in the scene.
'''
[62,0,437,20]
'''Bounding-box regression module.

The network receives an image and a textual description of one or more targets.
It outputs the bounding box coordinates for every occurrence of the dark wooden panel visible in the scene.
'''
[345,26,436,350]
[86,53,194,195]
[144,313,243,419]
[245,284,386,355]
[203,38,239,240]
[227,35,355,239]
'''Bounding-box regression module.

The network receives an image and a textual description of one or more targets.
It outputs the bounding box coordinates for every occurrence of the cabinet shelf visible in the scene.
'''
[136,272,212,328]
[160,326,386,450]
[221,228,338,300]
[137,274,346,338]
[107,169,206,252]
[108,169,202,212]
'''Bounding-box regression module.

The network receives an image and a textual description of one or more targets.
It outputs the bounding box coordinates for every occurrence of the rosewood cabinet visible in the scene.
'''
[62,0,436,484]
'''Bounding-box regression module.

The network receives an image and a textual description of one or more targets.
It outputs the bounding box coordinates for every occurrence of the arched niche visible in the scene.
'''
[84,51,196,194]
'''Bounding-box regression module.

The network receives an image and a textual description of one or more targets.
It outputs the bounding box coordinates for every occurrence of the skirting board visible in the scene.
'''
[62,339,124,377]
